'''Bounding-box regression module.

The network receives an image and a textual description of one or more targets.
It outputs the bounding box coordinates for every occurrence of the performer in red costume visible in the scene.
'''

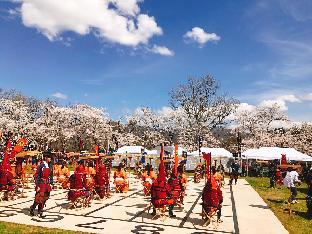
[68,161,91,204]
[168,172,183,206]
[202,166,223,223]
[151,144,176,217]
[0,162,16,201]
[94,163,109,199]
[30,151,53,217]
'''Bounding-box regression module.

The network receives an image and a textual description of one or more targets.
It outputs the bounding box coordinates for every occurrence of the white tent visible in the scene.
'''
[155,145,188,156]
[242,147,312,161]
[115,146,143,154]
[186,148,233,171]
[241,148,258,158]
[145,149,158,155]
[113,146,143,167]
[189,147,233,158]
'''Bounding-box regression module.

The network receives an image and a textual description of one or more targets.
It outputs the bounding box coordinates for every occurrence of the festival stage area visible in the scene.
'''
[0,176,287,234]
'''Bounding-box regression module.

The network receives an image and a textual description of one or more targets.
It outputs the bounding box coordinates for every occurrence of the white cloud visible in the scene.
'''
[150,45,174,56]
[260,99,288,111]
[277,94,301,103]
[278,0,312,22]
[52,92,68,100]
[184,27,220,47]
[301,93,312,101]
[14,0,162,47]
[262,37,312,80]
[236,102,256,113]
[260,94,300,111]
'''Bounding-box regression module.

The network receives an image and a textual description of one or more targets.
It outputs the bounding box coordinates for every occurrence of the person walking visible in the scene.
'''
[229,160,240,185]
[30,151,53,217]
[284,167,301,204]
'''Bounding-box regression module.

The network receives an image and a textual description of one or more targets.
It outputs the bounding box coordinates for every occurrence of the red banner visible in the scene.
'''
[203,152,212,177]
[281,154,287,165]
[173,144,179,174]
[158,144,166,181]
[1,139,13,169]
[203,152,211,165]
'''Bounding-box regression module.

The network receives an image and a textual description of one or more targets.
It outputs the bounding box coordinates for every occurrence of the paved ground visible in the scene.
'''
[0,175,288,234]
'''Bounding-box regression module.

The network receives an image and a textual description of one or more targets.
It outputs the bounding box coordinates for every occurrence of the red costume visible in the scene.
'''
[168,175,183,202]
[30,156,53,217]
[202,182,222,211]
[94,164,109,199]
[151,179,174,207]
[275,169,283,186]
[150,145,176,217]
[0,165,15,192]
[68,164,90,203]
[202,173,223,221]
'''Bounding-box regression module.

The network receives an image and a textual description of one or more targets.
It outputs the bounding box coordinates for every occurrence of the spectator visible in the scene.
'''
[229,160,240,185]
[284,167,301,204]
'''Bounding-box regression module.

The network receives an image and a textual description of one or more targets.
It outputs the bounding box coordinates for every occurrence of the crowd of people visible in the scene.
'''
[1,135,311,224]
[0,142,226,224]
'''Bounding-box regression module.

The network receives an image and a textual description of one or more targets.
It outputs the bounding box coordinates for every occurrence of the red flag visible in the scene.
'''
[173,144,179,175]
[202,152,212,178]
[1,139,13,170]
[203,152,211,165]
[158,144,166,181]
[281,154,287,165]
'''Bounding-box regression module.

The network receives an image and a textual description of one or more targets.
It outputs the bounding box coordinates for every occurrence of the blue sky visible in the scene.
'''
[0,0,311,121]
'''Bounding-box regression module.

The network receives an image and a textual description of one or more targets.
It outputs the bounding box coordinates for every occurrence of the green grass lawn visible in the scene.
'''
[246,177,312,234]
[0,221,85,234]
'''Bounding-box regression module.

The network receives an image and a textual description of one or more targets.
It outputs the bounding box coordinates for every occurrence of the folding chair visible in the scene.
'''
[150,203,167,221]
[68,189,92,210]
[115,184,123,193]
[0,190,16,202]
[202,206,218,227]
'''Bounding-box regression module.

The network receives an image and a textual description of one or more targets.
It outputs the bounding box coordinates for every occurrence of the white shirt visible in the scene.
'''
[284,171,299,188]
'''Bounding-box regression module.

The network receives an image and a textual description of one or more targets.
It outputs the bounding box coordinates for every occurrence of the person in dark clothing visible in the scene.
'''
[229,160,240,185]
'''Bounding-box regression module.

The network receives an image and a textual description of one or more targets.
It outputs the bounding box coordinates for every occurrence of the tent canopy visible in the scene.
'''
[115,146,158,155]
[145,149,158,155]
[242,147,312,161]
[189,147,232,158]
[115,146,143,154]
[155,145,188,156]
